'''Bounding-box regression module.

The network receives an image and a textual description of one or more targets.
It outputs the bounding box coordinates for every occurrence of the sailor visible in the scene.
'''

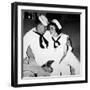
[47,19,80,76]
[23,15,50,66]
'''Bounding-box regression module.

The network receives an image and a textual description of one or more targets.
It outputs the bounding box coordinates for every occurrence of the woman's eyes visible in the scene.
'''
[50,27,53,30]
[50,27,55,30]
[49,26,55,30]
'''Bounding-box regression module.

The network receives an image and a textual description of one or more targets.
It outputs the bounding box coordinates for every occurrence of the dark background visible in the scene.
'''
[22,10,80,60]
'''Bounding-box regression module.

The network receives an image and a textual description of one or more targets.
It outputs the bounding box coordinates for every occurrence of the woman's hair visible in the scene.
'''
[47,22,61,35]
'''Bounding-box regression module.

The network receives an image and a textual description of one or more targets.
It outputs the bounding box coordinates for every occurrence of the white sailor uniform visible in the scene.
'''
[44,31,80,76]
[24,27,53,66]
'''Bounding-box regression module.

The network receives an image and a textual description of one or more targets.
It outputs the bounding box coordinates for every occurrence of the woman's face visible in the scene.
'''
[49,25,57,37]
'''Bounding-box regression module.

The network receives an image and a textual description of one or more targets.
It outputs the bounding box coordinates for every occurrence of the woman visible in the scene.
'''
[47,19,80,76]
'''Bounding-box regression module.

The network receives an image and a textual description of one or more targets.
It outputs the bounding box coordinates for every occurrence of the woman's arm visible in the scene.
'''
[66,37,73,52]
[59,36,72,63]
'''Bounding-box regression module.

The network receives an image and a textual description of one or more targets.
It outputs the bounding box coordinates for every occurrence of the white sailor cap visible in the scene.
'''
[39,15,49,26]
[52,19,62,30]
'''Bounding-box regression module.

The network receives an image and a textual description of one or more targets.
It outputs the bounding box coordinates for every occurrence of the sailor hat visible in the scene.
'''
[39,15,49,26]
[52,19,62,30]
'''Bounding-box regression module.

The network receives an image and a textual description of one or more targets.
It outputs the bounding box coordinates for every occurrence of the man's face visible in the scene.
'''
[37,24,46,34]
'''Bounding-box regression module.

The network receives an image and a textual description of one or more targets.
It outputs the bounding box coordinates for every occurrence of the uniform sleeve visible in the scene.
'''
[59,34,69,63]
[23,28,35,59]
[59,35,72,63]
[26,45,35,59]
[66,36,73,52]
[23,45,36,64]
[61,34,80,75]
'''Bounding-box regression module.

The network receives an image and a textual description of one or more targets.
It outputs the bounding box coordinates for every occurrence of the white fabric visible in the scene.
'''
[51,51,80,76]
[24,29,80,76]
[44,31,68,62]
[23,27,36,59]
[44,31,80,76]
[39,15,49,26]
[23,28,54,66]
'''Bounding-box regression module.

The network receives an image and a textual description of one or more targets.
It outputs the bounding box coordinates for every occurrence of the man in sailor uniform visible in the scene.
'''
[23,15,54,77]
[23,15,49,63]
[45,19,80,76]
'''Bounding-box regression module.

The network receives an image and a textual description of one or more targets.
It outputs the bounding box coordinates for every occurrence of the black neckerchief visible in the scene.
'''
[34,31,48,49]
[52,36,61,48]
